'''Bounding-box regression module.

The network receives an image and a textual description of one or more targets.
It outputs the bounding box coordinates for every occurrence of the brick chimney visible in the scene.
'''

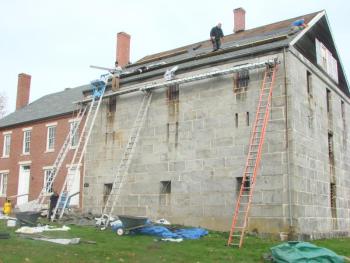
[116,32,131,67]
[233,8,246,33]
[16,73,31,110]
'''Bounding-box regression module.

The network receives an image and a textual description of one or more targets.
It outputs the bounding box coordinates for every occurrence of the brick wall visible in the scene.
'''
[0,114,84,207]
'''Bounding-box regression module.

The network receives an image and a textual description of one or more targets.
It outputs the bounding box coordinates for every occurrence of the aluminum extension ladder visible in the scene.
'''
[227,63,278,248]
[51,78,107,220]
[100,91,153,227]
[34,106,87,208]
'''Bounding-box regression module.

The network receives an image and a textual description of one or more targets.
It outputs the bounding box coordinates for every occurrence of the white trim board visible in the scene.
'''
[18,160,32,165]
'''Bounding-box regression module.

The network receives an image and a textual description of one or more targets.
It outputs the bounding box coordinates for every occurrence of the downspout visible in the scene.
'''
[283,47,293,227]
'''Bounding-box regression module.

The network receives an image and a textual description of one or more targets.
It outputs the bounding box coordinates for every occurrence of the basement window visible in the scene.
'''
[160,181,171,206]
[306,71,313,97]
[103,183,113,206]
[160,181,171,194]
[236,177,250,194]
[235,113,239,128]
[108,96,117,113]
[246,112,250,126]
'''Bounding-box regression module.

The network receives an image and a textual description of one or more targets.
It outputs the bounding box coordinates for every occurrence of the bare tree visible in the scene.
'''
[0,93,7,118]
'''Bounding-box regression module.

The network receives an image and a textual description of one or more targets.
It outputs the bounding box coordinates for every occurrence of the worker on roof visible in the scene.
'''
[111,61,122,91]
[113,61,123,74]
[210,22,224,51]
[289,19,308,34]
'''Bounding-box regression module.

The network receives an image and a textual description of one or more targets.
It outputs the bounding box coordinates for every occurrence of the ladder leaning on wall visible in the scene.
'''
[34,106,87,209]
[51,76,108,221]
[99,91,153,228]
[227,62,278,248]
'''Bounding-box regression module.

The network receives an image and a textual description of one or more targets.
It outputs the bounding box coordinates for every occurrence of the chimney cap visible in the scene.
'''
[233,7,246,12]
[18,73,31,77]
[117,32,131,37]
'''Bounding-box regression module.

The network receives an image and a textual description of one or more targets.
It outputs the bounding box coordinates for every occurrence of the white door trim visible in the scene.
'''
[17,165,30,205]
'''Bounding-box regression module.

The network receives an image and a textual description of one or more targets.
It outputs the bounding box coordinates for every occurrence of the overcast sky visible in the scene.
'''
[0,0,349,115]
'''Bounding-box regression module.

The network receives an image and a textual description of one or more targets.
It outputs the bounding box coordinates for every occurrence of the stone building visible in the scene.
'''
[1,9,348,238]
[81,9,350,237]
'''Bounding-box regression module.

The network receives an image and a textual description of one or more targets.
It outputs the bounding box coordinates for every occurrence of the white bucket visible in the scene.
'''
[7,219,16,227]
[279,232,288,241]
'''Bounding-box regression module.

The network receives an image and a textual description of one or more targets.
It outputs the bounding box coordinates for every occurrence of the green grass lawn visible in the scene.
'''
[0,220,349,263]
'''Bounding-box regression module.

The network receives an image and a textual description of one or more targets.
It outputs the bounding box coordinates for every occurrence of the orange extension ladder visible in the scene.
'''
[227,62,278,248]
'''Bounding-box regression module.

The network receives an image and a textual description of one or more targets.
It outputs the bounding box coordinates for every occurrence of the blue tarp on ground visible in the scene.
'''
[131,226,208,239]
[271,242,344,263]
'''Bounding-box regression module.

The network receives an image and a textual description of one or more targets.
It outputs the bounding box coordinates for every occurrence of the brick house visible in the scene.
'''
[0,74,86,207]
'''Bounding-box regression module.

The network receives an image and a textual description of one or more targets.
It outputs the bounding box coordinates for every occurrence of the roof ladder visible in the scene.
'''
[51,76,107,221]
[99,90,153,228]
[227,63,278,248]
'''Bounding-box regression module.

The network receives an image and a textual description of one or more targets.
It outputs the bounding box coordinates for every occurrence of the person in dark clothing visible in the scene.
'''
[210,23,224,51]
[48,190,59,219]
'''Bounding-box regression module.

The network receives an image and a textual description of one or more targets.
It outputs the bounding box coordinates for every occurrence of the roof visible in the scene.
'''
[117,11,321,84]
[0,85,87,129]
[118,10,348,98]
[133,11,320,66]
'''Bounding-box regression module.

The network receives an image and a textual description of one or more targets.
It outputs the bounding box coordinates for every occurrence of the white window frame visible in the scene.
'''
[2,133,11,157]
[22,128,32,155]
[0,172,8,196]
[69,120,79,148]
[43,169,54,194]
[46,125,56,152]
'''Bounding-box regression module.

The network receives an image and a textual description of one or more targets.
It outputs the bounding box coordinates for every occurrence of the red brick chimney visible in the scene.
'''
[116,32,131,67]
[16,73,31,110]
[233,8,246,33]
